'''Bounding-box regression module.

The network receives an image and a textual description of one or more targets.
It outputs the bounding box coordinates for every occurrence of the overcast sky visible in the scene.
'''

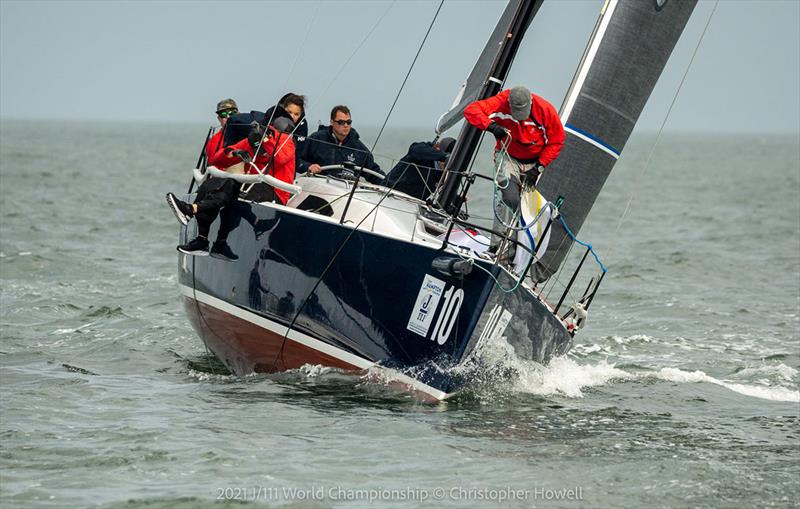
[1,0,798,133]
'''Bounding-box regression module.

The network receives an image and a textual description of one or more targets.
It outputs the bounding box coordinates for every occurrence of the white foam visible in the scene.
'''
[651,367,800,402]
[473,339,800,402]
[296,364,334,378]
[720,382,800,402]
[610,334,655,345]
[734,363,798,382]
[513,357,632,398]
[186,368,237,382]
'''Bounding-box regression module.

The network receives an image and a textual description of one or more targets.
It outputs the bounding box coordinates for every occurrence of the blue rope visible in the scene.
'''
[558,215,607,273]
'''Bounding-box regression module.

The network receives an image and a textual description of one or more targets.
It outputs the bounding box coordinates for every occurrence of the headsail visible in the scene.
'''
[533,0,697,280]
[435,1,523,135]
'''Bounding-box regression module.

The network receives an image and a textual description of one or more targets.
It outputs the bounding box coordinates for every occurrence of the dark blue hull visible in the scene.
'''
[178,200,572,400]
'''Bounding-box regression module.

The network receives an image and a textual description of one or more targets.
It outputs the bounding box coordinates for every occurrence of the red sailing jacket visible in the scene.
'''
[204,130,225,158]
[208,127,295,205]
[463,89,565,167]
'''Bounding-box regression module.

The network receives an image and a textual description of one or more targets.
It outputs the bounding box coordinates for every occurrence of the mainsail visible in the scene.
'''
[534,0,697,280]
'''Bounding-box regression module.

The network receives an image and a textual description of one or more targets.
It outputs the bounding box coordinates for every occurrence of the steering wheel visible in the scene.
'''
[316,164,385,181]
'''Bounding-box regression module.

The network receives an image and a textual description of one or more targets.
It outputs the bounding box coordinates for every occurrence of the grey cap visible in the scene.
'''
[216,98,238,113]
[508,86,532,121]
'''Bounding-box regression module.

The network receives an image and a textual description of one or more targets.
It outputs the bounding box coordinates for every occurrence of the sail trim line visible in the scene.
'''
[564,124,620,159]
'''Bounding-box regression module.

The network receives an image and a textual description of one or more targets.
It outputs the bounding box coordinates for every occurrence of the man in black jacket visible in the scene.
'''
[385,137,455,200]
[301,105,384,184]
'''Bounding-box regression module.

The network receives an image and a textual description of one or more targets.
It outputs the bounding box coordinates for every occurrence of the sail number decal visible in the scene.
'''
[407,274,465,345]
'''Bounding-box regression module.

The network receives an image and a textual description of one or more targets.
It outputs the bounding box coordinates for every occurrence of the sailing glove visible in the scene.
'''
[231,150,251,163]
[521,165,544,191]
[247,122,265,150]
[486,122,509,140]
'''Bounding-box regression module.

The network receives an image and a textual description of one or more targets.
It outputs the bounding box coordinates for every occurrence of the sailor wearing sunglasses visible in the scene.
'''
[301,105,384,184]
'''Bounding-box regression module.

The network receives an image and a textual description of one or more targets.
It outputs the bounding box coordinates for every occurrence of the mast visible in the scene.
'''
[434,0,545,214]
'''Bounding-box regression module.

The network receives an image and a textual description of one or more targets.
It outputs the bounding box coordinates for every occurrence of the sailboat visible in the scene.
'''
[176,0,697,401]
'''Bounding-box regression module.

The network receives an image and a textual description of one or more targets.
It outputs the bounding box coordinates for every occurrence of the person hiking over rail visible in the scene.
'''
[166,110,296,256]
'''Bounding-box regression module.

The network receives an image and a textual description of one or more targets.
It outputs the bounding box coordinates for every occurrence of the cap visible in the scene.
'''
[216,98,238,113]
[508,86,532,121]
[438,137,456,154]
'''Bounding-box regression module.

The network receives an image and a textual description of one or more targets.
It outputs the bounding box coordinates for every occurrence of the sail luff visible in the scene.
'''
[560,0,620,124]
[533,0,698,281]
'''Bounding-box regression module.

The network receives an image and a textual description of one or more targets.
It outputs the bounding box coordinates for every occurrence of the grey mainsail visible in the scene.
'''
[534,0,697,280]
[435,0,533,135]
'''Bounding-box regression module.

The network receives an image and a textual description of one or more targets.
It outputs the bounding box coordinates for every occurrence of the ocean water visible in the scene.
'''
[1,120,798,508]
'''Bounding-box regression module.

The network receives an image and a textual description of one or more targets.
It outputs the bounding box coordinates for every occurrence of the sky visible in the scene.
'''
[1,0,798,134]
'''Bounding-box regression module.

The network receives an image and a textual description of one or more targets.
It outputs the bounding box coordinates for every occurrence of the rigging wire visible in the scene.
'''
[282,2,320,92]
[371,0,446,152]
[247,2,320,174]
[271,1,447,370]
[316,1,397,105]
[606,0,719,259]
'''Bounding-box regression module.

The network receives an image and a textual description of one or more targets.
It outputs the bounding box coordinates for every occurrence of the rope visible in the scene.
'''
[558,215,607,273]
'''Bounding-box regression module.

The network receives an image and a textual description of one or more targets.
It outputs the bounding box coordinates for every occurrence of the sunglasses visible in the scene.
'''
[333,119,352,126]
[217,110,237,119]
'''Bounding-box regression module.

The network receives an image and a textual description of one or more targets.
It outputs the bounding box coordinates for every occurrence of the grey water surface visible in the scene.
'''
[1,120,798,508]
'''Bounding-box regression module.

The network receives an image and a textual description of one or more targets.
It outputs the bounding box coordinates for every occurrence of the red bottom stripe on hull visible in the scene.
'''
[180,290,451,402]
[183,296,362,374]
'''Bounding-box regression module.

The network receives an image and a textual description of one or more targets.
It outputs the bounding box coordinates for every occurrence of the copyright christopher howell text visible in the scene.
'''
[216,485,584,503]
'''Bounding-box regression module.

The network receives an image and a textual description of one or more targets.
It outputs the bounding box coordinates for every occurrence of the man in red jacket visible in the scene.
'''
[463,85,565,255]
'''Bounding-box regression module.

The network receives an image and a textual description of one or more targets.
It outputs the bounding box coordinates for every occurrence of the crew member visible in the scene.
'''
[301,105,384,184]
[211,117,296,205]
[222,94,303,148]
[385,137,455,200]
[166,117,295,256]
[463,86,564,253]
[207,98,238,157]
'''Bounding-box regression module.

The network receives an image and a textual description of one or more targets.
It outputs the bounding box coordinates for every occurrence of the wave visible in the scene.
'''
[470,340,799,402]
[652,367,799,402]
